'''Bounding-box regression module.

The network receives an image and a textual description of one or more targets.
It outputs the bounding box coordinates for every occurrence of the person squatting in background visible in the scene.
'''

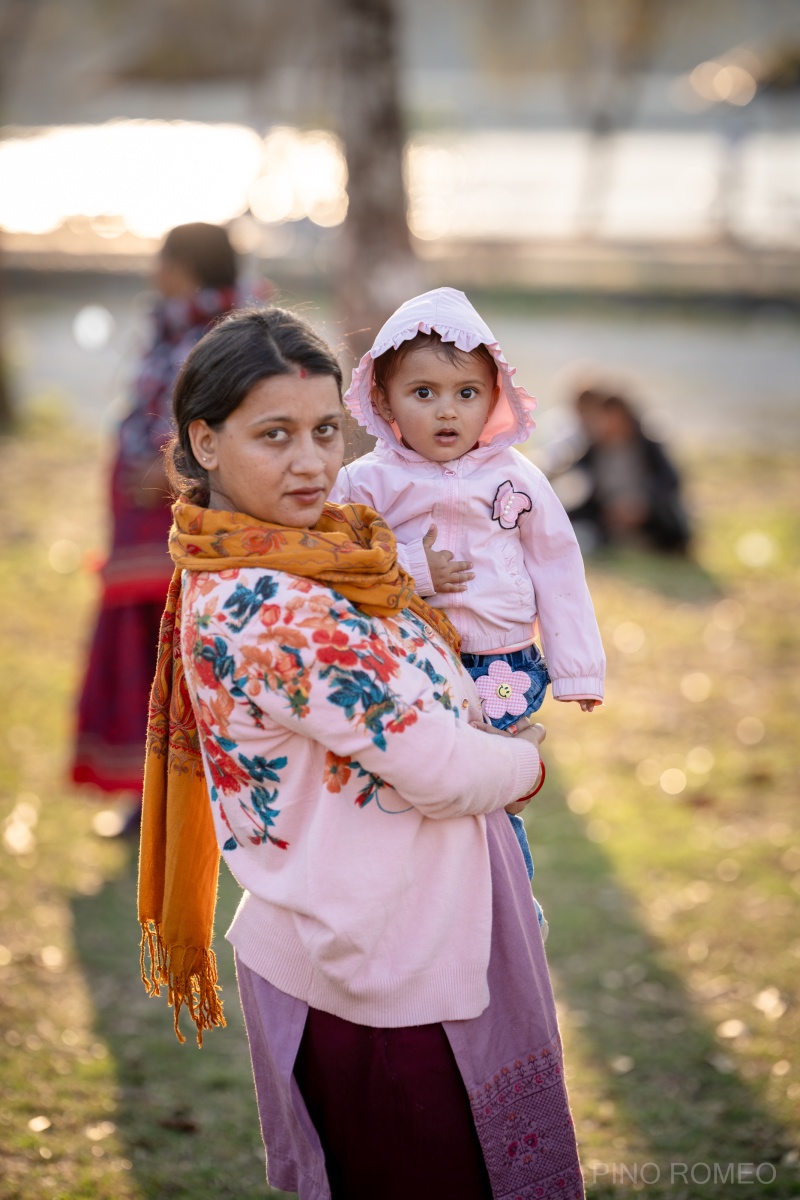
[71,223,242,829]
[552,386,692,556]
[331,287,606,934]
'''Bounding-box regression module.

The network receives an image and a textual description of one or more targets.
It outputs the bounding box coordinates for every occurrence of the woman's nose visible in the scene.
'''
[290,436,326,474]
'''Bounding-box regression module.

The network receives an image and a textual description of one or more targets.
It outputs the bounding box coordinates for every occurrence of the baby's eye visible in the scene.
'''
[414,387,431,399]
[459,388,477,400]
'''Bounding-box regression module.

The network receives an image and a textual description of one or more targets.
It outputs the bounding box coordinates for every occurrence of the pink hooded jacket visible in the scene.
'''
[330,287,605,702]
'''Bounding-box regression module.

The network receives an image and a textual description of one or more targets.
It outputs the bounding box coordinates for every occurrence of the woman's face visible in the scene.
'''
[189,371,345,528]
[154,253,200,300]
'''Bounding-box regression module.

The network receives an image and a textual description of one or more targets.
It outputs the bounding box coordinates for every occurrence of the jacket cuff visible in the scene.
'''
[551,676,604,701]
[397,539,435,597]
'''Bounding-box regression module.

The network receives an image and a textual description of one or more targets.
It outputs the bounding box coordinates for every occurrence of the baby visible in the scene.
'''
[332,288,605,934]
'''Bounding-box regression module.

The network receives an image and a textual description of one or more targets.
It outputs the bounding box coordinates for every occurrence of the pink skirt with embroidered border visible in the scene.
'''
[235,808,584,1200]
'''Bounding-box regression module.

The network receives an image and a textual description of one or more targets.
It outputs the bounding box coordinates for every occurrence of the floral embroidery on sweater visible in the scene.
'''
[183,570,459,847]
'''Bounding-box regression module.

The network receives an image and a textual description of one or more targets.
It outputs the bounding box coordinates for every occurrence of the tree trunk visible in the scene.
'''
[0,241,12,432]
[332,0,420,460]
[557,0,667,238]
[0,0,45,430]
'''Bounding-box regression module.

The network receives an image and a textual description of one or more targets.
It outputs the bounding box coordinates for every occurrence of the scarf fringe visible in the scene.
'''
[140,920,226,1046]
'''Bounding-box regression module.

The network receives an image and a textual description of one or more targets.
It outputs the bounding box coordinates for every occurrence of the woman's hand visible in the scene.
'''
[509,717,547,748]
[470,718,546,813]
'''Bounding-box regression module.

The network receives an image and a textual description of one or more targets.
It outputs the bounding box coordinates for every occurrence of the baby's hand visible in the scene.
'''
[509,718,547,747]
[423,524,474,594]
[578,700,597,713]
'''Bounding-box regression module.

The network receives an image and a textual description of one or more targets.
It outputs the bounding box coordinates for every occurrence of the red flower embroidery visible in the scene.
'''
[240,528,287,555]
[386,708,418,734]
[193,638,221,689]
[313,628,358,668]
[260,604,281,628]
[323,751,352,793]
[354,635,399,683]
[201,730,249,794]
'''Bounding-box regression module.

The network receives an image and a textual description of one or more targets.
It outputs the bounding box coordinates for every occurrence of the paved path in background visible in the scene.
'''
[7,274,800,451]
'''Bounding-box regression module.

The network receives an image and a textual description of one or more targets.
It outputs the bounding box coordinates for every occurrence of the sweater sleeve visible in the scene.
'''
[518,466,606,701]
[216,577,540,820]
[395,538,435,596]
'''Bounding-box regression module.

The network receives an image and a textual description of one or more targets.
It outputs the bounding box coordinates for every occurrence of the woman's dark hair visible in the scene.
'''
[161,222,238,290]
[602,393,641,432]
[372,330,497,396]
[166,307,344,504]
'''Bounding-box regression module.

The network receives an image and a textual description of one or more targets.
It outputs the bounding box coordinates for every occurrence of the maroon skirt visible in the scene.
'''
[71,597,164,794]
[235,809,584,1200]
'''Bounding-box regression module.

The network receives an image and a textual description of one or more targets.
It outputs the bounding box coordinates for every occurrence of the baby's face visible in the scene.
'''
[375,345,498,462]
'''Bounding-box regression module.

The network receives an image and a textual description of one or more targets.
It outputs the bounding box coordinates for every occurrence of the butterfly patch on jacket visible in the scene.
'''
[491,480,532,529]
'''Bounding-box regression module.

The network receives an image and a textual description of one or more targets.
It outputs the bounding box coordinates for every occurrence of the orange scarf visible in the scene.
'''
[138,500,460,1044]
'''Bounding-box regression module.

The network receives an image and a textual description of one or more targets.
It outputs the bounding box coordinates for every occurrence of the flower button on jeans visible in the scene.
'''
[475,660,531,721]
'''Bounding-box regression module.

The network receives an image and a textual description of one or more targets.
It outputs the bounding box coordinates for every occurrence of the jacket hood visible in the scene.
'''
[343,287,537,457]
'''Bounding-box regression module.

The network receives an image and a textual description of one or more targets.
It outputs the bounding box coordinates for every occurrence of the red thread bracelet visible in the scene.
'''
[515,758,545,804]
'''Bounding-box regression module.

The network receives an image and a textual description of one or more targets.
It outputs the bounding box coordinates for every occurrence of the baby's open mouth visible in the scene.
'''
[435,429,458,441]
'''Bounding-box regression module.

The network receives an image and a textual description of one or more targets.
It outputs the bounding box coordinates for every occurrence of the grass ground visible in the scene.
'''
[0,411,798,1199]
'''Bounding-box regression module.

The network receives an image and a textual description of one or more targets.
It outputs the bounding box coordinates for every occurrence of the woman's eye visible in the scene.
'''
[316,423,339,438]
[263,428,288,442]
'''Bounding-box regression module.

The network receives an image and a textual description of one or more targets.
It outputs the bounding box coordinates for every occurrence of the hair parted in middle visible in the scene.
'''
[166,306,343,504]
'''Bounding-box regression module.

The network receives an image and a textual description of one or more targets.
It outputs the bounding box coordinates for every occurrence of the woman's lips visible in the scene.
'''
[287,488,324,504]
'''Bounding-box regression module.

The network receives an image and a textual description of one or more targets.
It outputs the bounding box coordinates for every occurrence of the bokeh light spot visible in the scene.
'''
[736,716,765,745]
[660,768,687,795]
[612,621,646,654]
[735,531,775,568]
[681,672,711,702]
[72,305,115,351]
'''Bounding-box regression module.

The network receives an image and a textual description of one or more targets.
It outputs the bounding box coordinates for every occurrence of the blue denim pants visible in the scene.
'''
[462,645,549,928]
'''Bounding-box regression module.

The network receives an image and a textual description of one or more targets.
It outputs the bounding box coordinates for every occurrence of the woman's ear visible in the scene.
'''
[188,418,219,470]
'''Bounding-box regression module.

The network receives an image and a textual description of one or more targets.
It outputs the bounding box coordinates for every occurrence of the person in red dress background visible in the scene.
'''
[71,223,242,829]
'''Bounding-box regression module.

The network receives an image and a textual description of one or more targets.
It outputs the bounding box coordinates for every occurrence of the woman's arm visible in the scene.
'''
[187,574,541,821]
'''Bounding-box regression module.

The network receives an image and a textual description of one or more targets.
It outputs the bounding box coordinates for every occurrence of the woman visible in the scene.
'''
[558,389,691,555]
[138,308,585,1200]
[72,223,241,818]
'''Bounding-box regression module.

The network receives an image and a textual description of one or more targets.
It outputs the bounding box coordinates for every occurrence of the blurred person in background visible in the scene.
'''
[552,388,691,556]
[71,223,242,833]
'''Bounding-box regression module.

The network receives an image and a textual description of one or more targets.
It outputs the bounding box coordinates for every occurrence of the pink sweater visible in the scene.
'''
[181,566,541,1027]
[331,287,605,700]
